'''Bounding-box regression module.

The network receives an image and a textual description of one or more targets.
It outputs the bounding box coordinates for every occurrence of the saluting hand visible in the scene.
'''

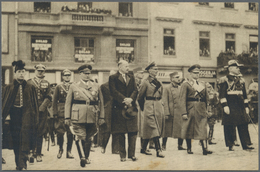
[224,106,230,115]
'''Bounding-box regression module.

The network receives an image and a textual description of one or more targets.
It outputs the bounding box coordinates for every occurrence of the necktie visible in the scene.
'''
[122,74,126,83]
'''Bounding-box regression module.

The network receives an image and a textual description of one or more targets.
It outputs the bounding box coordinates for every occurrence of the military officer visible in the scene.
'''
[27,64,51,162]
[179,64,212,155]
[162,72,189,151]
[218,60,254,151]
[65,64,105,167]
[138,62,165,158]
[53,69,74,159]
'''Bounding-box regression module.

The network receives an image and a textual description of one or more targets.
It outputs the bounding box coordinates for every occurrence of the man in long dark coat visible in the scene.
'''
[218,60,254,151]
[100,70,119,154]
[27,64,51,162]
[109,60,138,162]
[2,60,39,170]
[179,64,212,155]
[138,62,165,158]
[162,72,188,151]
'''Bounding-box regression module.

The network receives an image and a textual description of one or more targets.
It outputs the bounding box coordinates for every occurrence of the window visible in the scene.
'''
[31,36,52,62]
[34,2,51,13]
[119,2,132,17]
[249,35,258,55]
[163,29,175,56]
[249,3,258,12]
[74,38,95,63]
[224,2,234,8]
[198,2,209,6]
[78,2,92,11]
[116,39,135,63]
[199,31,210,57]
[225,33,235,52]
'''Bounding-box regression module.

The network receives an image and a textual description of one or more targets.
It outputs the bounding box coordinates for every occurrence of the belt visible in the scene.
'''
[227,90,243,95]
[73,100,98,105]
[13,105,23,108]
[146,97,161,100]
[187,97,206,102]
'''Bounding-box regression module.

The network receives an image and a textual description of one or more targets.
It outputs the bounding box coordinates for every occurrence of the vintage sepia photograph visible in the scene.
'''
[1,1,259,170]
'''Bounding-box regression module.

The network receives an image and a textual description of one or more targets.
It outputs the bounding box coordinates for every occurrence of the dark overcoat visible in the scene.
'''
[109,72,138,134]
[179,79,208,140]
[218,75,249,126]
[137,76,164,139]
[100,82,113,133]
[162,82,182,138]
[2,79,39,151]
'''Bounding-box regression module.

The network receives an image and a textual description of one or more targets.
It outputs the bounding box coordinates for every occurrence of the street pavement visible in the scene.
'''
[2,122,258,170]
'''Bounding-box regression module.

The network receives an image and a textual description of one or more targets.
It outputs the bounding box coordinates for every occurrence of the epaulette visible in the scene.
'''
[218,76,228,84]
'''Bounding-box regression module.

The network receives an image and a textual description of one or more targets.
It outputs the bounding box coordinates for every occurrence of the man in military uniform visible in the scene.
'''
[179,64,212,155]
[218,60,254,151]
[65,65,105,167]
[2,60,39,170]
[27,64,51,162]
[162,72,188,151]
[53,69,74,159]
[138,62,165,158]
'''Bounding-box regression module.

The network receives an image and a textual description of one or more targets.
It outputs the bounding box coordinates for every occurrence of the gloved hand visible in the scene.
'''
[245,107,250,115]
[65,119,71,126]
[182,114,188,120]
[98,119,105,126]
[224,106,230,115]
[39,105,45,112]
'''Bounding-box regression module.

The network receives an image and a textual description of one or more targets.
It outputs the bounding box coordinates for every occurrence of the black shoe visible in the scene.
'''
[156,150,165,158]
[243,146,254,150]
[101,148,105,154]
[229,146,234,151]
[94,144,98,148]
[187,149,193,154]
[2,158,6,164]
[51,142,55,146]
[203,149,213,155]
[234,141,240,146]
[248,143,253,146]
[208,141,217,145]
[66,151,74,159]
[36,155,42,162]
[80,158,86,167]
[85,158,91,164]
[140,149,152,155]
[57,149,63,159]
[162,145,166,151]
[128,156,137,161]
[120,158,126,162]
[178,146,187,150]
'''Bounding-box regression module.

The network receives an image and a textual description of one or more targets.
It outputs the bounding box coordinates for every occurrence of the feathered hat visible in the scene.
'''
[12,60,25,73]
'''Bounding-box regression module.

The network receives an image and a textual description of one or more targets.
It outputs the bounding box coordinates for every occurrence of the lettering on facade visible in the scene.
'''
[199,70,216,78]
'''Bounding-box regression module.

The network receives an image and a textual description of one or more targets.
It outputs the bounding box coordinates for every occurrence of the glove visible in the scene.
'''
[39,105,45,112]
[182,114,188,120]
[224,106,230,115]
[245,107,249,115]
[98,119,105,126]
[65,119,71,126]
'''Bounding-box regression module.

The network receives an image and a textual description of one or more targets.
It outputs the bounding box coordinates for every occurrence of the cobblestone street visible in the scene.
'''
[2,122,258,170]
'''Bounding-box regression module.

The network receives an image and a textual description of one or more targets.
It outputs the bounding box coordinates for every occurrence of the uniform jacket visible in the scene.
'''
[27,77,51,136]
[100,82,113,133]
[162,82,182,138]
[2,79,39,151]
[218,75,249,125]
[65,80,104,124]
[137,76,164,139]
[179,79,208,140]
[109,72,138,134]
[53,82,71,118]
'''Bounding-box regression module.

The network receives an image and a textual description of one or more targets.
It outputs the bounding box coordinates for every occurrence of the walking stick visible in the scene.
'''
[246,111,258,134]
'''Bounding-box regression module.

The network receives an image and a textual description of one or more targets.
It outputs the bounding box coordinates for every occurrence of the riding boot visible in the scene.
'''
[162,137,167,150]
[186,139,193,154]
[201,140,213,155]
[66,133,74,158]
[153,137,164,158]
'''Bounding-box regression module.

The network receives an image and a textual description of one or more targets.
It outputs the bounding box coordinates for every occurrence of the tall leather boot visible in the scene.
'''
[75,140,85,167]
[84,139,92,164]
[162,137,167,151]
[66,133,74,159]
[57,136,63,159]
[200,140,213,155]
[153,137,164,158]
[186,139,193,154]
[208,126,216,145]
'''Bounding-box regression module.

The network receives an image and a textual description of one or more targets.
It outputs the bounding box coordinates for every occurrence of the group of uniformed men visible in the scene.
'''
[2,59,254,170]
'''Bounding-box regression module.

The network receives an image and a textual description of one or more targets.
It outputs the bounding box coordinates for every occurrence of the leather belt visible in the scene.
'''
[73,100,98,105]
[187,98,206,102]
[146,97,161,100]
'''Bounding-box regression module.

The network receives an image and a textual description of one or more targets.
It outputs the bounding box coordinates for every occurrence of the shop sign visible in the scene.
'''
[116,39,135,63]
[199,70,216,78]
[74,47,94,63]
[31,37,52,62]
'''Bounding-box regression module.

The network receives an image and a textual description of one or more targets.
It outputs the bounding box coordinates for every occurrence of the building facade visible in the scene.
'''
[2,2,148,85]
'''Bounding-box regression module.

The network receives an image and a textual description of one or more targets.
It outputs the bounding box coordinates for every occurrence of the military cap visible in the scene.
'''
[12,60,25,72]
[145,61,156,71]
[169,71,179,78]
[34,64,46,71]
[188,64,201,73]
[78,64,92,73]
[133,67,144,74]
[224,60,244,68]
[62,69,71,76]
[50,83,57,88]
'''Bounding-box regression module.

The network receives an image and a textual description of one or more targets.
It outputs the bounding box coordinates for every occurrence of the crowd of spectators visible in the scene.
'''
[32,50,52,62]
[249,3,258,12]
[34,7,51,13]
[224,2,234,8]
[164,46,176,55]
[200,47,210,57]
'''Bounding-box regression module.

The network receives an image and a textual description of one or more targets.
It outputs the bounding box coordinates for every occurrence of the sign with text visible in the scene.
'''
[199,70,216,78]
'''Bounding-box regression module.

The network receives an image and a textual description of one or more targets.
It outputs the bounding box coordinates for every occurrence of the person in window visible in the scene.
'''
[230,46,235,53]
